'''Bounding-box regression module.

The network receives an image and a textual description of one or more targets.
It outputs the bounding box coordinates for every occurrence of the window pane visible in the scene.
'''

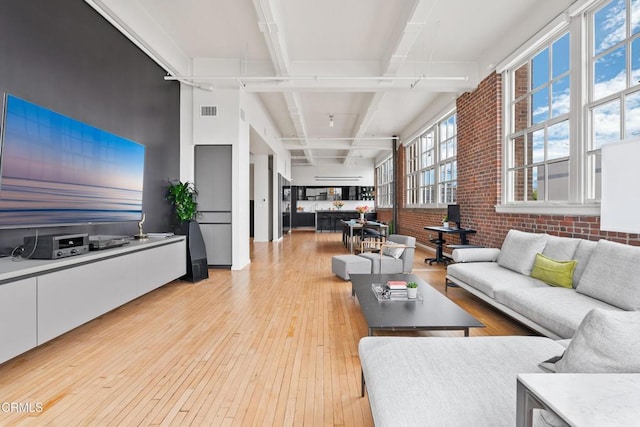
[514,97,529,132]
[552,33,570,78]
[532,48,549,89]
[631,36,640,83]
[421,170,431,185]
[587,152,602,200]
[634,0,640,35]
[594,0,626,55]
[532,88,549,124]
[547,160,570,201]
[551,76,570,117]
[529,166,540,201]
[624,90,640,138]
[529,129,545,163]
[594,46,627,100]
[548,120,570,160]
[511,135,526,168]
[514,63,529,96]
[593,100,621,149]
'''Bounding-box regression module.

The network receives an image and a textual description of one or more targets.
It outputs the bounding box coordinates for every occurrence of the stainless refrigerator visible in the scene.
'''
[195,145,232,267]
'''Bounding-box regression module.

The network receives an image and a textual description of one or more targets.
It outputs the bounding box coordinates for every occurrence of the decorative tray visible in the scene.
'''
[371,283,423,302]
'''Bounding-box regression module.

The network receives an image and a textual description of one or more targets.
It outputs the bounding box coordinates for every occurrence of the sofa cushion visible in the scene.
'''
[530,253,577,289]
[497,230,547,275]
[359,336,566,427]
[496,287,622,339]
[358,252,403,274]
[381,242,405,259]
[452,247,501,263]
[447,262,547,299]
[542,235,581,261]
[551,308,640,373]
[572,239,597,288]
[577,239,640,310]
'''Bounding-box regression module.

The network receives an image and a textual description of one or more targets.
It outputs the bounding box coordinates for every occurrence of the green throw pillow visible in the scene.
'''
[530,253,577,288]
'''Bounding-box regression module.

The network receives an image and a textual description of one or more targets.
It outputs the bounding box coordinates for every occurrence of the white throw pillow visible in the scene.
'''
[541,308,640,373]
[497,230,547,275]
[382,242,405,259]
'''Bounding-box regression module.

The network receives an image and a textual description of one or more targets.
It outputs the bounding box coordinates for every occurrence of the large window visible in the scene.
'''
[587,0,640,200]
[506,32,571,202]
[406,111,457,207]
[502,0,640,212]
[375,156,394,208]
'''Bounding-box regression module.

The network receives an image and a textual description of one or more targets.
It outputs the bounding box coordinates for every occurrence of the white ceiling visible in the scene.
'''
[89,0,576,166]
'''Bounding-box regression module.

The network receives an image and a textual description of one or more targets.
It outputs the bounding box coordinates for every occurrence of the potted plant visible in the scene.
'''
[166,180,208,283]
[407,282,418,299]
[333,200,344,210]
[166,180,199,233]
[442,215,449,228]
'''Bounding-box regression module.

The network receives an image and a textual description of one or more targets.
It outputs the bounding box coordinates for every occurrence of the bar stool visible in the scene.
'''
[318,214,331,232]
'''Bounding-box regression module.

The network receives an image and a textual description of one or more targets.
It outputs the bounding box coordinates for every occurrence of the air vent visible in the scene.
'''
[201,105,218,117]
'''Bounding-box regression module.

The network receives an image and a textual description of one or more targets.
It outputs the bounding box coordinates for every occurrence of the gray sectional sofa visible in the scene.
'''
[446,229,640,339]
[360,308,640,426]
[359,230,640,426]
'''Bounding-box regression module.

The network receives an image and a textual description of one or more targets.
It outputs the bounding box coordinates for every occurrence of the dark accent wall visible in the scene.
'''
[0,0,180,252]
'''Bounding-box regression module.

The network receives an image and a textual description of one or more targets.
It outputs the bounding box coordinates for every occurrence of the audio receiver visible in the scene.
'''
[23,233,89,260]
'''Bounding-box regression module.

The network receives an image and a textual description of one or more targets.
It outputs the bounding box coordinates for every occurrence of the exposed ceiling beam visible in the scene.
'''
[345,0,439,164]
[283,141,392,150]
[253,0,315,164]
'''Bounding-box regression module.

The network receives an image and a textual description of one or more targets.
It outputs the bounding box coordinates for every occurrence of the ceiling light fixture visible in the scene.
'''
[314,176,362,181]
[329,114,334,128]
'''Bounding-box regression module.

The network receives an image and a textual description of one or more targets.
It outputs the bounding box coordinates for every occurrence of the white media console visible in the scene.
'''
[0,235,186,364]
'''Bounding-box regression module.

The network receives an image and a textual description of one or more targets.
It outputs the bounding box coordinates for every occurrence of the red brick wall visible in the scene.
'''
[387,71,640,250]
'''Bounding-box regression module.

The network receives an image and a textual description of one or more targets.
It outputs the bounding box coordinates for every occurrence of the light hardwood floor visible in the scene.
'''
[0,230,534,426]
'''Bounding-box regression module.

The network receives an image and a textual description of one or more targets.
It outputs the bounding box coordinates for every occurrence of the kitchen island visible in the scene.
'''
[314,210,376,232]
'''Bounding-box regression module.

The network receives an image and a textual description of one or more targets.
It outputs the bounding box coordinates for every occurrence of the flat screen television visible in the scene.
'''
[447,204,461,227]
[0,94,145,228]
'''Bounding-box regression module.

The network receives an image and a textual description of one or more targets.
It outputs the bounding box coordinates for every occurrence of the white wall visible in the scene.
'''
[234,115,251,269]
[192,89,240,145]
[178,59,292,269]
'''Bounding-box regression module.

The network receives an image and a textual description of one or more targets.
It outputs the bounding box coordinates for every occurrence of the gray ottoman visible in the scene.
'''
[331,254,372,280]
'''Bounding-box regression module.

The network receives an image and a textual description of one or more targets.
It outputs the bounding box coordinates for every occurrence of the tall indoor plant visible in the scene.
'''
[166,180,199,232]
[166,180,208,282]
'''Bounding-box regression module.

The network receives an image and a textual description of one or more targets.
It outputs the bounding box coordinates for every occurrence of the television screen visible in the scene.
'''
[0,94,145,228]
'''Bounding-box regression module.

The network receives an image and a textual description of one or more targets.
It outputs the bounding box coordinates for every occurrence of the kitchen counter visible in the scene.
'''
[315,210,376,232]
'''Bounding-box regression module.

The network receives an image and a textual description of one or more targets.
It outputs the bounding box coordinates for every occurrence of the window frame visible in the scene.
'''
[498,3,606,216]
[585,0,640,202]
[405,109,457,208]
[375,156,394,208]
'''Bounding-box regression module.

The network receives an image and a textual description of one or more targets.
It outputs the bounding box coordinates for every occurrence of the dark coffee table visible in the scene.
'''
[350,273,484,336]
[350,273,484,396]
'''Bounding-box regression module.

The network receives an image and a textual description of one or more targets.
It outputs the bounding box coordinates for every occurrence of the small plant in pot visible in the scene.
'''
[442,215,449,228]
[407,282,418,299]
[166,180,199,234]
